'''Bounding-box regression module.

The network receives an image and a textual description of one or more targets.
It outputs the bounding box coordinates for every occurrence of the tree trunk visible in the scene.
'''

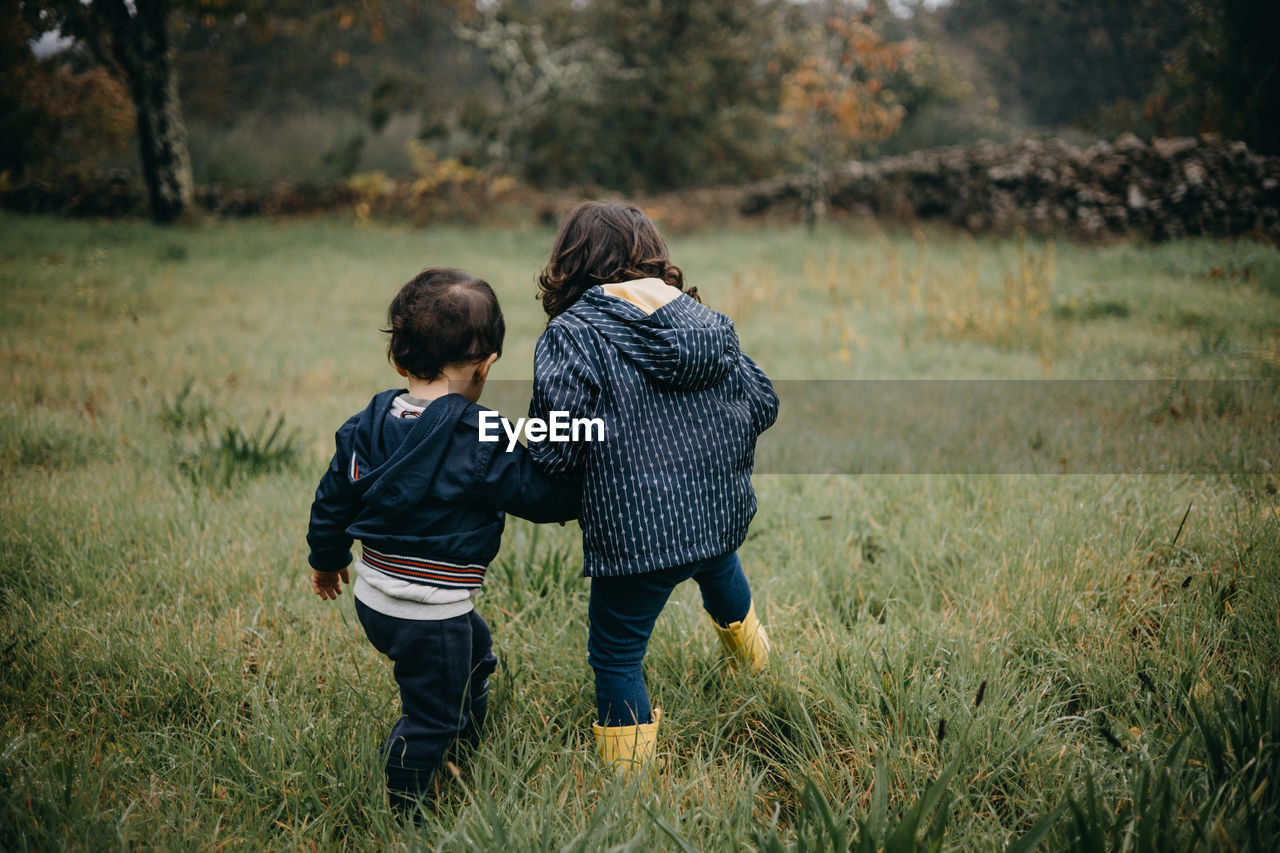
[805,137,827,231]
[99,0,194,224]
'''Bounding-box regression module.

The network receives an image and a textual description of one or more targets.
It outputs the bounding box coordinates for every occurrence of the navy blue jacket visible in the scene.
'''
[307,390,580,589]
[529,283,779,577]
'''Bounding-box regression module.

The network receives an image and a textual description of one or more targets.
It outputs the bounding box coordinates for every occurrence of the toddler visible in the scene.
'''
[307,268,579,811]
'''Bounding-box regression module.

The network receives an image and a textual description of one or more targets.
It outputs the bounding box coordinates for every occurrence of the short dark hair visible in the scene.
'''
[384,268,505,380]
[536,201,697,318]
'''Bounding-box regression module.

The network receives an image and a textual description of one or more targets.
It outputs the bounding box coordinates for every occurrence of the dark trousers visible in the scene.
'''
[588,550,752,727]
[354,599,498,805]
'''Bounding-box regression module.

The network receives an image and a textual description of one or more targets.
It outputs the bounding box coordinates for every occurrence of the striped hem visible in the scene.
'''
[352,574,475,621]
[360,545,487,589]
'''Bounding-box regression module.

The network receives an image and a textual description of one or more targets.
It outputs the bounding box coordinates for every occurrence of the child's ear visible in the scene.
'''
[393,361,409,378]
[474,353,499,380]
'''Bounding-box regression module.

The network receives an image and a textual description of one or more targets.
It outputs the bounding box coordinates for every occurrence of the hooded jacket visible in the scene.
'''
[307,390,580,600]
[529,279,779,577]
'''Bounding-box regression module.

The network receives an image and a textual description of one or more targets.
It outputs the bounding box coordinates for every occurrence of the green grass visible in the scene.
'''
[1,211,1278,850]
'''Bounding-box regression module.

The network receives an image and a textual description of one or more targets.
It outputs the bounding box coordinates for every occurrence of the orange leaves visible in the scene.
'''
[14,63,134,181]
[335,6,382,41]
[829,16,910,75]
[777,14,911,153]
[775,9,913,220]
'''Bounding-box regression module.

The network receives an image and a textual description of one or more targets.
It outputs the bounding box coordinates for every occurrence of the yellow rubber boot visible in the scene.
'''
[592,709,661,774]
[711,602,771,673]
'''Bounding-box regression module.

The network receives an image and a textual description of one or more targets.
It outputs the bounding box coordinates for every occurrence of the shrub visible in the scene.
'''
[178,415,301,489]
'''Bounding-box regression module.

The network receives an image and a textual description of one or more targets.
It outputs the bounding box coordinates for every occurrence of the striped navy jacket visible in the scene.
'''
[530,279,779,577]
[307,390,579,589]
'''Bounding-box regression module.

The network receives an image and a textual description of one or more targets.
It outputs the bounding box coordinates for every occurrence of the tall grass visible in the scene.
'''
[1,212,1278,850]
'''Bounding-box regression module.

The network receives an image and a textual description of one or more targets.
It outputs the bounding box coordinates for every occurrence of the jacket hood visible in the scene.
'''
[348,390,471,514]
[575,279,740,391]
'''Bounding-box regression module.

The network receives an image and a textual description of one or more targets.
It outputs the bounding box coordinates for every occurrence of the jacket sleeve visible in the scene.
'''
[474,438,582,523]
[306,419,361,572]
[528,326,601,478]
[739,351,780,435]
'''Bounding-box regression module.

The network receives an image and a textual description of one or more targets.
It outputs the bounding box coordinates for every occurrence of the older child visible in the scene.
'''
[307,268,579,812]
[529,202,779,772]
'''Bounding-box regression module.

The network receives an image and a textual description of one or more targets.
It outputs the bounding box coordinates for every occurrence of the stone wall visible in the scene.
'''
[741,135,1280,242]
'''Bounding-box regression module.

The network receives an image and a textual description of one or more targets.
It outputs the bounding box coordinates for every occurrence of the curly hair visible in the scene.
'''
[536,201,698,318]
[384,268,504,380]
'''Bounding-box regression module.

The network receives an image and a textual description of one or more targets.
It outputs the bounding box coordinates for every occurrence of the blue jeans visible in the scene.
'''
[588,550,753,727]
[354,600,498,805]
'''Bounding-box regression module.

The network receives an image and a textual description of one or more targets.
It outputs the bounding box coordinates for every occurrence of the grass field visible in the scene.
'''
[1,210,1278,851]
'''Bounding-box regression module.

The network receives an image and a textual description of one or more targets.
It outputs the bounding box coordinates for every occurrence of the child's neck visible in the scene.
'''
[404,365,486,404]
[405,375,452,401]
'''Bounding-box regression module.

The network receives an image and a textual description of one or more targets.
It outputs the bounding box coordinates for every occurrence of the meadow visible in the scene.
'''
[1,210,1278,851]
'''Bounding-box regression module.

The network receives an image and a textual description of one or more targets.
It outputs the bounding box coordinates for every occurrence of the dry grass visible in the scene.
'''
[1,213,1278,850]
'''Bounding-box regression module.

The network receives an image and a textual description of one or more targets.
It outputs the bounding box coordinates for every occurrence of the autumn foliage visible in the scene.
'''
[1,10,133,184]
[779,13,912,170]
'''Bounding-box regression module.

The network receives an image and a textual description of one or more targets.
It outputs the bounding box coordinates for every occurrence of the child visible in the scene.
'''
[306,268,580,812]
[528,202,779,772]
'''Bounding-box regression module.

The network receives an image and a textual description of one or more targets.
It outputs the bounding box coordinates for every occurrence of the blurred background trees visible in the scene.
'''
[1150,0,1280,155]
[2,4,134,186]
[18,0,197,222]
[941,0,1191,131]
[941,0,1278,153]
[778,6,913,225]
[451,0,795,192]
[3,0,1275,210]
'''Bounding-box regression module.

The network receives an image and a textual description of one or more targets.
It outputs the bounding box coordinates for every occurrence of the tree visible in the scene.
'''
[944,0,1277,152]
[580,0,793,192]
[30,0,195,222]
[172,1,466,121]
[455,7,634,183]
[2,5,130,182]
[1154,0,1280,154]
[943,0,1192,130]
[778,6,910,225]
[0,27,133,183]
[455,0,795,193]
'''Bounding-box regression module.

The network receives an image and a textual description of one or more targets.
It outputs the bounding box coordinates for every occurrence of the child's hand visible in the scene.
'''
[312,568,350,600]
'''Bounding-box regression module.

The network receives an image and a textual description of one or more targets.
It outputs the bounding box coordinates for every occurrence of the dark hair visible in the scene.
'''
[384,268,505,380]
[536,201,697,318]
